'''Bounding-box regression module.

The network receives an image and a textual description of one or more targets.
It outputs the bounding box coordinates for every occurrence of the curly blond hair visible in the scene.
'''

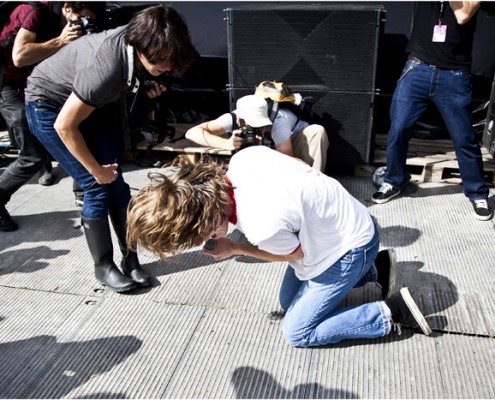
[127,155,232,259]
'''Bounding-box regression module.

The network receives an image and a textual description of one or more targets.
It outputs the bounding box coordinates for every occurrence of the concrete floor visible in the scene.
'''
[1,160,495,399]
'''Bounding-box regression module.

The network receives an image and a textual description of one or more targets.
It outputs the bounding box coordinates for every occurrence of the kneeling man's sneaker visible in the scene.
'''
[372,183,401,204]
[385,287,432,336]
[471,199,493,221]
[375,248,397,299]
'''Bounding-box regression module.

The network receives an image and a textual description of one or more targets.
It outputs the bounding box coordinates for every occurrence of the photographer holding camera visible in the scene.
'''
[185,92,329,172]
[0,1,104,232]
[186,95,273,153]
[38,2,104,191]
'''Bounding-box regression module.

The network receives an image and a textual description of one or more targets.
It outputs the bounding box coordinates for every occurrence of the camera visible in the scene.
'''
[237,125,275,150]
[69,16,97,35]
[238,125,260,148]
[144,74,183,91]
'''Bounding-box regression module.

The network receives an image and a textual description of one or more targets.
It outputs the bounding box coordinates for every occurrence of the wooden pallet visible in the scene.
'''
[135,123,233,163]
[372,134,495,185]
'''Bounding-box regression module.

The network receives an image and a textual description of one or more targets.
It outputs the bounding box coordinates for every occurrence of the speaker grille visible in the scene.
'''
[226,4,385,165]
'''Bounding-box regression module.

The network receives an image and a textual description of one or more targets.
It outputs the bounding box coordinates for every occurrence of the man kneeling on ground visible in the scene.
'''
[127,146,432,347]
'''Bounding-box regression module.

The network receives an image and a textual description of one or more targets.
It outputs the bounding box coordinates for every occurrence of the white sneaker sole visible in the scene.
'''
[386,248,397,299]
[371,189,401,204]
[400,287,432,336]
[473,211,494,221]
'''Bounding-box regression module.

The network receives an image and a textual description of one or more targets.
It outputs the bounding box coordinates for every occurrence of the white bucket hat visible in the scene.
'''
[234,95,273,128]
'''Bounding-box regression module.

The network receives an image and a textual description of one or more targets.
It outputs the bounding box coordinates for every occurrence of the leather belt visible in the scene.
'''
[409,56,438,68]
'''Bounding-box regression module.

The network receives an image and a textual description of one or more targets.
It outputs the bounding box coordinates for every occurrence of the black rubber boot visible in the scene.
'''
[109,207,151,287]
[82,217,137,293]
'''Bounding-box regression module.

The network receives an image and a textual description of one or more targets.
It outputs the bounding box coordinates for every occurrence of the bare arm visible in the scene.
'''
[54,93,118,185]
[12,23,80,68]
[275,138,294,157]
[449,1,480,25]
[185,118,237,150]
[203,237,304,263]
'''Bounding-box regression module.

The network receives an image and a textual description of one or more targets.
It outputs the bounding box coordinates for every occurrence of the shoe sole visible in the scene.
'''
[400,287,432,336]
[98,280,138,293]
[371,190,401,204]
[473,211,494,221]
[376,249,397,299]
[383,249,397,299]
[0,225,18,232]
[38,178,54,186]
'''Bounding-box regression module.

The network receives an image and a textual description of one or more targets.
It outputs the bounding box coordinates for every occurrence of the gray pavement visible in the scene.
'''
[1,161,495,399]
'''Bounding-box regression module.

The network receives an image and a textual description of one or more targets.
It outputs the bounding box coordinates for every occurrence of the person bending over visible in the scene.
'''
[0,1,104,231]
[127,146,432,347]
[24,5,194,292]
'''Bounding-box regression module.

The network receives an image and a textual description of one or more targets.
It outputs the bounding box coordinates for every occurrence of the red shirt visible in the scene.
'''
[1,4,44,84]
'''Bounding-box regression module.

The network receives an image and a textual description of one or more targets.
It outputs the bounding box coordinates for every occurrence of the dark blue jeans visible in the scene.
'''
[0,84,45,205]
[25,100,131,218]
[385,59,488,201]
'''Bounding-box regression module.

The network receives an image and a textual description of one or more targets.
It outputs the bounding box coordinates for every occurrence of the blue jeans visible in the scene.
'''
[25,101,131,218]
[279,226,391,347]
[385,59,488,201]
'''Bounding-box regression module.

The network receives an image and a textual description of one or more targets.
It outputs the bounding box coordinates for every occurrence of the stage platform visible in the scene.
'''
[1,160,495,398]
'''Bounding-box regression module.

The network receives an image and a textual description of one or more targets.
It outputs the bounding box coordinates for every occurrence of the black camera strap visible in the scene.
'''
[230,112,239,131]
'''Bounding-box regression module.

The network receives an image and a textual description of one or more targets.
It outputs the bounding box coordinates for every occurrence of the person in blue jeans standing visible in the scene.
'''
[125,146,432,347]
[24,5,194,292]
[0,2,105,232]
[372,1,493,221]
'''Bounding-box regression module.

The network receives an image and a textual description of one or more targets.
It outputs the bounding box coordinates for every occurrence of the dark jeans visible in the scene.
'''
[25,100,131,218]
[0,84,45,205]
[385,59,489,201]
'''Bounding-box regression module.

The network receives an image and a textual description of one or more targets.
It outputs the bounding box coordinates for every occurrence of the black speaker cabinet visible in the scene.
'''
[482,75,495,157]
[225,4,385,165]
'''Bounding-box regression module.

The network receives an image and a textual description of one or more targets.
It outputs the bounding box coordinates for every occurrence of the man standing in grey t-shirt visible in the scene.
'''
[24,5,194,293]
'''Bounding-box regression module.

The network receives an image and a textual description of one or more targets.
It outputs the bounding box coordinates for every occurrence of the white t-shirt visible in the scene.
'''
[227,146,375,281]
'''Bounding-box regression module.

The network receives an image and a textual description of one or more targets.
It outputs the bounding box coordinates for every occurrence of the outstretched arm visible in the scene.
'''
[203,237,304,263]
[186,118,237,150]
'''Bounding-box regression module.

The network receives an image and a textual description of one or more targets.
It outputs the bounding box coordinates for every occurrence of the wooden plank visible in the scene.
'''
[372,134,495,185]
[135,123,233,161]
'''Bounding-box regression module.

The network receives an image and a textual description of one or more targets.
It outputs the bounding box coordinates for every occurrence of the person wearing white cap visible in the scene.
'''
[234,95,274,128]
[185,95,272,151]
[185,94,329,171]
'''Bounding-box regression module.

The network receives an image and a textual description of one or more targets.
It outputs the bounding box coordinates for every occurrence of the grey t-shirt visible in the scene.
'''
[25,25,132,108]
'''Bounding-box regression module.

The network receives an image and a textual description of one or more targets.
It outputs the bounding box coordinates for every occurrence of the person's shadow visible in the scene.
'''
[0,246,70,276]
[0,335,141,399]
[231,366,358,399]
[339,258,455,334]
[395,260,457,331]
[378,225,422,248]
[145,228,270,278]
[0,210,82,252]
